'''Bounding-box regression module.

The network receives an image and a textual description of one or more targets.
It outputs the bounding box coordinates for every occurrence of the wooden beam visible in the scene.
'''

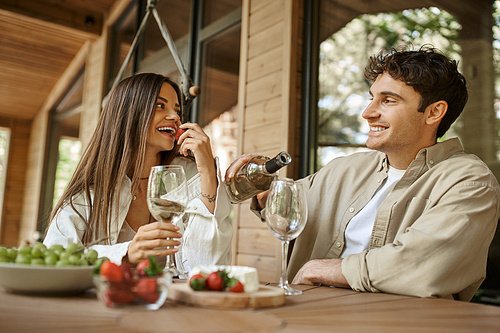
[0,0,103,36]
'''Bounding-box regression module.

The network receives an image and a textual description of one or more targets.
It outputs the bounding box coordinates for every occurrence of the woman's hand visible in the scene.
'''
[177,123,215,176]
[126,222,182,264]
[176,123,217,213]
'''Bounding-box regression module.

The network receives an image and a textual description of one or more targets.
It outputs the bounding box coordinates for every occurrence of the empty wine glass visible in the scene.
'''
[147,165,188,277]
[265,178,307,295]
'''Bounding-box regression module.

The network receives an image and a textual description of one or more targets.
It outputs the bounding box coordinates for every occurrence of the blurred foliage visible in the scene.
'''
[0,129,9,201]
[317,6,464,168]
[53,139,82,207]
[318,7,460,148]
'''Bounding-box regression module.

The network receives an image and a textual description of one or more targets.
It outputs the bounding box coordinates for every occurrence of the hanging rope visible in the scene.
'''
[104,0,200,119]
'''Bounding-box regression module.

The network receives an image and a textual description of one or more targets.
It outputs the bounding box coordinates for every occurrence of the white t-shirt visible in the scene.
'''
[340,166,406,258]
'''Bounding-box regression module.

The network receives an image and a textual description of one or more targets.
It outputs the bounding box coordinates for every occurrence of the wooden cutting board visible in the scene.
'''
[167,283,285,309]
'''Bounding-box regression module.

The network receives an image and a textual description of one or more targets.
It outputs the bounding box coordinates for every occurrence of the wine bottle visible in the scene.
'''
[225,151,292,204]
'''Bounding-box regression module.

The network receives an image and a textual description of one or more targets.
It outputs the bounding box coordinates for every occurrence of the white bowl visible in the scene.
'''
[0,263,94,294]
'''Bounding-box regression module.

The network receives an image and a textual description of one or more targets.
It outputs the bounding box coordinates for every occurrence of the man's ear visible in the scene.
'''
[426,100,448,125]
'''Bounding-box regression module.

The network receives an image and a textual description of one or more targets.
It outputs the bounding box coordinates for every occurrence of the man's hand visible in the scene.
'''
[224,154,259,181]
[292,258,350,288]
[226,154,269,208]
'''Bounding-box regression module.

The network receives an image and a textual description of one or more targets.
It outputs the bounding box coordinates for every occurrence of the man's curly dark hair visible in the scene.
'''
[364,45,468,138]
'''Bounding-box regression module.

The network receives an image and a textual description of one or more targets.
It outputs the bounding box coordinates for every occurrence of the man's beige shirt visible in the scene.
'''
[288,138,499,301]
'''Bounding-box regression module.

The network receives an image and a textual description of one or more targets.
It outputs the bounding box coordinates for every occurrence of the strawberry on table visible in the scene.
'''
[189,273,206,291]
[226,278,244,293]
[206,271,226,291]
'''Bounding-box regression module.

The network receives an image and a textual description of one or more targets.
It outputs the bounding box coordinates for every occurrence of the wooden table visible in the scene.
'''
[1,283,500,332]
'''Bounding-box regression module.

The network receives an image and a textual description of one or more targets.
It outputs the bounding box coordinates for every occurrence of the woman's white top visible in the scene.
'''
[44,156,233,276]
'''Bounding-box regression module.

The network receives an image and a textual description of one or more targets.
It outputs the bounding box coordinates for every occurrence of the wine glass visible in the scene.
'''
[265,178,308,295]
[147,165,188,276]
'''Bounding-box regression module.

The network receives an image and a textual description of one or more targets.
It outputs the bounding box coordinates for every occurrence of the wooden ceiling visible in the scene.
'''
[0,0,116,122]
[0,0,494,123]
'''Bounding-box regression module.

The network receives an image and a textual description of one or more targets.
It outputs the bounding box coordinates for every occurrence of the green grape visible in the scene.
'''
[33,242,47,255]
[85,249,98,263]
[33,242,46,250]
[31,246,44,259]
[18,245,32,256]
[49,244,64,256]
[56,259,70,267]
[0,256,11,263]
[31,258,45,265]
[44,249,55,258]
[0,246,8,258]
[15,254,31,265]
[6,248,17,260]
[44,253,58,266]
[68,254,80,265]
[3,243,98,267]
[59,251,71,261]
[79,258,89,266]
[65,242,79,254]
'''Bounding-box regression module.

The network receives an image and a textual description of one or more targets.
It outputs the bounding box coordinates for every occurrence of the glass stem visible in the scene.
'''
[162,219,174,269]
[165,237,173,268]
[281,240,289,287]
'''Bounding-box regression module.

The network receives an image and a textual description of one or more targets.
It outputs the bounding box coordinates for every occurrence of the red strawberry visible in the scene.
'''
[175,128,187,141]
[100,261,123,283]
[120,262,134,282]
[227,280,244,293]
[136,278,159,303]
[136,256,163,277]
[189,273,206,291]
[105,289,135,306]
[206,271,224,291]
[136,259,150,277]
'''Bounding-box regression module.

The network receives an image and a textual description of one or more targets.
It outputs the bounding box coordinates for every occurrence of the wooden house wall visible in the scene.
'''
[17,41,90,245]
[232,0,303,283]
[11,0,495,286]
[0,118,30,247]
[15,1,131,246]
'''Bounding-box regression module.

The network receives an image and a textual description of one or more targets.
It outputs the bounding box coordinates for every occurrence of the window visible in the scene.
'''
[138,0,192,82]
[193,3,241,172]
[196,10,241,172]
[53,138,82,207]
[0,128,10,231]
[107,0,242,173]
[107,0,139,91]
[39,70,84,236]
[306,1,464,172]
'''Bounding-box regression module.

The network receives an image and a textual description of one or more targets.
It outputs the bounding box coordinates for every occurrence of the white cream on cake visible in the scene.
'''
[189,265,260,293]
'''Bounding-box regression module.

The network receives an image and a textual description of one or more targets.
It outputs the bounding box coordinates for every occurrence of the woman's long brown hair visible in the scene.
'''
[48,73,183,245]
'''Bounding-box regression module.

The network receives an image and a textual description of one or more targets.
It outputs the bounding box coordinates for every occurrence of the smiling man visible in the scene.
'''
[227,46,500,301]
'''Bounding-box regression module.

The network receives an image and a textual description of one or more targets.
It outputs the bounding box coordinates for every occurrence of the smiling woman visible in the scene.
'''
[43,73,233,278]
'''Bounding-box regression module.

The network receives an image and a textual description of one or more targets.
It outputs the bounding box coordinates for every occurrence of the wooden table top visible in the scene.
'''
[1,283,500,332]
